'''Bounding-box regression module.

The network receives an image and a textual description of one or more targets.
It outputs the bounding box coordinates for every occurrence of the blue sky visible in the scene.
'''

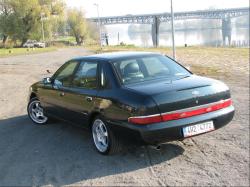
[66,0,249,17]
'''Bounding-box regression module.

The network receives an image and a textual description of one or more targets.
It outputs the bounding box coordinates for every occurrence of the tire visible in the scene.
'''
[27,97,49,125]
[91,116,122,155]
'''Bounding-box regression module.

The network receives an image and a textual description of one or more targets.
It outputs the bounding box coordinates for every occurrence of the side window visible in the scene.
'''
[54,61,78,87]
[72,62,98,89]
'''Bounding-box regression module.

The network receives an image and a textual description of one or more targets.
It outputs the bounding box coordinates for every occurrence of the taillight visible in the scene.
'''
[128,98,232,125]
[128,114,162,125]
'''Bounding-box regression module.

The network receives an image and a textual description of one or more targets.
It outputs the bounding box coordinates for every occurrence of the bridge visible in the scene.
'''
[88,7,249,47]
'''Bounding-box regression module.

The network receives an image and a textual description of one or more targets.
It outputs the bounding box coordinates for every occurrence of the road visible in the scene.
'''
[0,48,249,186]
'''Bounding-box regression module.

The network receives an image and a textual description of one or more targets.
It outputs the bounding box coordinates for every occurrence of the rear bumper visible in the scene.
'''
[110,106,235,145]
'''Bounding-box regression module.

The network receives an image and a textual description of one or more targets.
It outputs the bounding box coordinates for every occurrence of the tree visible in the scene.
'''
[67,8,87,45]
[39,0,65,40]
[9,0,41,45]
[86,21,99,43]
[11,0,65,45]
[0,0,65,46]
[0,0,14,46]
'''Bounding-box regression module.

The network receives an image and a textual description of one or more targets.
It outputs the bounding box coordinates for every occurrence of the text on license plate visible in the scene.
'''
[182,121,214,138]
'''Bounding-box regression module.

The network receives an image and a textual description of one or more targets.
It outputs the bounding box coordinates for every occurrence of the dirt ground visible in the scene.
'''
[0,47,249,186]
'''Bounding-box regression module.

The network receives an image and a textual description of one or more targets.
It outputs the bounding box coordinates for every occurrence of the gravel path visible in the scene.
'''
[0,48,249,186]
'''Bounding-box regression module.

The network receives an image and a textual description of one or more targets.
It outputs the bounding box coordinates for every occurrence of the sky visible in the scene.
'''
[66,0,249,18]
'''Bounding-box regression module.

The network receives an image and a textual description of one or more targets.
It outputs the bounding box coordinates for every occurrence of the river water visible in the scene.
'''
[104,18,249,47]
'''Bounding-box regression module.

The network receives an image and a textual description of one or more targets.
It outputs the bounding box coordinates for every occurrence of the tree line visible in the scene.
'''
[0,0,98,47]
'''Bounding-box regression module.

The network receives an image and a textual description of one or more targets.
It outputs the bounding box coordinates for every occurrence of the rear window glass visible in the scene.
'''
[113,55,191,85]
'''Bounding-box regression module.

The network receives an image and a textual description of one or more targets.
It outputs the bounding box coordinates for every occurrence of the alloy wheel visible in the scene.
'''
[92,119,109,153]
[28,100,48,124]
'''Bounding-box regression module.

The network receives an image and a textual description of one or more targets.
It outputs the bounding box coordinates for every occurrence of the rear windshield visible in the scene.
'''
[112,55,191,85]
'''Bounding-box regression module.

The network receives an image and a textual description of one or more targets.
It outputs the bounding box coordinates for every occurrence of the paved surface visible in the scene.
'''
[0,48,249,186]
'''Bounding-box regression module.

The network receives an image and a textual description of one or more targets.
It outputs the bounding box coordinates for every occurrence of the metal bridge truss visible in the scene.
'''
[88,7,249,25]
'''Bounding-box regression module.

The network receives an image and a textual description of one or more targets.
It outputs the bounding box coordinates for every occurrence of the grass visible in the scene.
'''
[86,45,249,78]
[87,45,249,56]
[190,64,225,77]
[54,36,76,43]
[0,47,57,57]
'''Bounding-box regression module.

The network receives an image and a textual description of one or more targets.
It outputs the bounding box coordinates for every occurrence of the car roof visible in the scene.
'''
[71,51,161,62]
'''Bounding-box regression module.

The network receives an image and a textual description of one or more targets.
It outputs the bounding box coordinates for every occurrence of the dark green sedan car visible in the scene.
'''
[27,52,234,154]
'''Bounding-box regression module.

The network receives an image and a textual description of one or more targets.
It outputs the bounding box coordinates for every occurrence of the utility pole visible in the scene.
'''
[41,13,45,42]
[118,32,120,45]
[94,3,102,48]
[170,0,176,60]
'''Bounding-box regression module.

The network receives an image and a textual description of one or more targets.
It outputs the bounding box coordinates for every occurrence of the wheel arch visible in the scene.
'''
[30,92,37,100]
[88,111,102,130]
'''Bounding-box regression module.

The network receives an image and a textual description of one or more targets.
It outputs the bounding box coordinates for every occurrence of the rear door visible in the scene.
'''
[58,61,99,126]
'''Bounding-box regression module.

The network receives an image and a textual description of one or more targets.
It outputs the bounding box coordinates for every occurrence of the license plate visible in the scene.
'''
[182,121,214,138]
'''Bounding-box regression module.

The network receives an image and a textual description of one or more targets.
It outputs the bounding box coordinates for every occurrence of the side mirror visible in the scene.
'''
[43,77,52,84]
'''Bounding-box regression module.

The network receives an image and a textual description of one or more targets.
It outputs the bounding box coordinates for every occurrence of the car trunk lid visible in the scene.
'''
[125,75,231,114]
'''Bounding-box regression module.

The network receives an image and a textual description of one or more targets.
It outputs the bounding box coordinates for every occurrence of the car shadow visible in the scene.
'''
[0,115,184,186]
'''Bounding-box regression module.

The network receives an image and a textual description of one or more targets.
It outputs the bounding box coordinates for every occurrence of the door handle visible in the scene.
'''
[60,92,65,97]
[86,96,93,102]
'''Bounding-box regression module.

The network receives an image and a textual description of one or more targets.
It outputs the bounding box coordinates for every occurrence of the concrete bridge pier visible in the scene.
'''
[222,17,232,46]
[151,17,160,47]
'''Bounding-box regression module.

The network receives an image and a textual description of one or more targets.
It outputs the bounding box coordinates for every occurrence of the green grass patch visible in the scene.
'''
[0,47,57,57]
[55,36,76,43]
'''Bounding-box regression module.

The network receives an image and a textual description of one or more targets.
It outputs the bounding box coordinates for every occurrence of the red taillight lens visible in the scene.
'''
[222,99,232,108]
[128,114,162,125]
[128,99,232,125]
[162,99,232,121]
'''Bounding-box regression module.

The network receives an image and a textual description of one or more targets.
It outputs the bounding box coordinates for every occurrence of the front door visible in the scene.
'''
[40,60,78,119]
